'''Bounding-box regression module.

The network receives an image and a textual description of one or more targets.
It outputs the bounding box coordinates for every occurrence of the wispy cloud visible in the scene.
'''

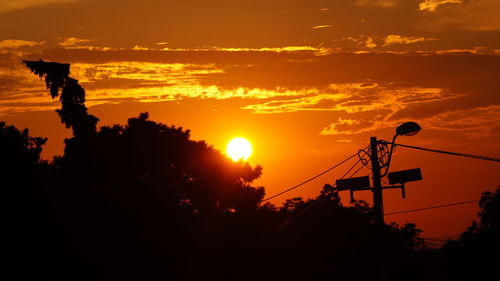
[243,83,456,115]
[356,0,400,8]
[419,0,461,12]
[419,0,500,31]
[0,39,44,49]
[312,25,332,30]
[1,45,499,138]
[384,35,436,46]
[60,37,92,47]
[364,37,377,49]
[0,0,498,53]
[423,106,500,138]
[321,118,376,135]
[188,46,320,53]
[336,34,438,50]
[0,0,79,14]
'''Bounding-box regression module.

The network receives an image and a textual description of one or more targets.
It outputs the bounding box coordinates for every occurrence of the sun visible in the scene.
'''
[226,137,253,161]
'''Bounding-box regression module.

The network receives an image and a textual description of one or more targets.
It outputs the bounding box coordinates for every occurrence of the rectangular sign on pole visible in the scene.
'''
[336,176,371,191]
[388,168,422,185]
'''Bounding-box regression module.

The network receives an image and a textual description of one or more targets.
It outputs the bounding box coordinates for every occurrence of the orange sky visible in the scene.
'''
[1,0,500,239]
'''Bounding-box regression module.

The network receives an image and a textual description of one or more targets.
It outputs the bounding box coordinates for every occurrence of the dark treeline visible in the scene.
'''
[1,61,498,281]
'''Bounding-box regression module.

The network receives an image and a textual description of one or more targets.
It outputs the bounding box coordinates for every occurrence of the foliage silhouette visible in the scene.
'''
[0,122,59,280]
[24,60,99,138]
[433,187,500,280]
[0,122,46,170]
[1,60,496,280]
[257,185,426,281]
[6,60,268,280]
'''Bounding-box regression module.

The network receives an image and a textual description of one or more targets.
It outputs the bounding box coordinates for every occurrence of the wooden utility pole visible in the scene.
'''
[370,137,384,225]
[370,136,385,281]
[336,133,423,281]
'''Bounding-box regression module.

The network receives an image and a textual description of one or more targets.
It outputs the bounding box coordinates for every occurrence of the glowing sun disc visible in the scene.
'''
[226,137,252,161]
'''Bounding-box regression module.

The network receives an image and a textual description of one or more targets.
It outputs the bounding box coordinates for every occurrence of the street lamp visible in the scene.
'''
[396,121,421,136]
[371,122,421,281]
[333,122,423,281]
[381,122,421,177]
[334,121,423,218]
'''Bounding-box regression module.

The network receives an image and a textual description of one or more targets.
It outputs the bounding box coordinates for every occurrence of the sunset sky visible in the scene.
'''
[1,0,499,239]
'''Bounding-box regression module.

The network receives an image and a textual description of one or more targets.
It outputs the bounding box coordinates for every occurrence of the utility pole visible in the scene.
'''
[370,137,384,226]
[370,137,385,281]
[335,123,423,281]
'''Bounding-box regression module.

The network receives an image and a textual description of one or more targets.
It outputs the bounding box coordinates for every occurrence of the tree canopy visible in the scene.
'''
[0,60,496,281]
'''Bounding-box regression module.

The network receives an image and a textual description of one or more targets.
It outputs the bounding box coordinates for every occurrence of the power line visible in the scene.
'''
[384,200,479,216]
[261,151,361,202]
[380,140,500,163]
[348,163,367,179]
[339,157,363,180]
[269,159,369,233]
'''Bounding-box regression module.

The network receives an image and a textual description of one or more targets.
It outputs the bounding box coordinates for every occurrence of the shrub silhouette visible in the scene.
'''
[17,61,266,280]
[436,187,500,280]
[2,59,482,281]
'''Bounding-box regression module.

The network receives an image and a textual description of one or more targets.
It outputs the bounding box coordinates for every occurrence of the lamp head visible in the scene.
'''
[396,122,421,136]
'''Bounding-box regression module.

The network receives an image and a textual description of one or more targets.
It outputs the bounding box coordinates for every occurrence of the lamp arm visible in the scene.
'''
[380,134,398,177]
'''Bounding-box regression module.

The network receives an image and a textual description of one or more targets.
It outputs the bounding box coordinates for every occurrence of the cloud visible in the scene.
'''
[320,118,376,135]
[242,83,456,116]
[419,0,461,12]
[364,37,377,49]
[211,46,320,53]
[0,0,79,14]
[0,1,498,142]
[1,0,499,52]
[242,93,339,114]
[132,45,149,51]
[0,53,323,114]
[60,37,91,47]
[0,39,44,49]
[423,106,500,138]
[418,0,500,31]
[2,45,499,139]
[335,34,438,50]
[384,34,436,46]
[356,0,400,8]
[312,25,332,30]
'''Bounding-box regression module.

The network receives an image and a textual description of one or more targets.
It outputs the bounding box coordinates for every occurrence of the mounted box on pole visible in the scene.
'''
[388,168,422,185]
[336,176,371,191]
[336,176,371,202]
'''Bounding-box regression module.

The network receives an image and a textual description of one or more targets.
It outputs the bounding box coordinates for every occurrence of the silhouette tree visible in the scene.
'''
[250,184,426,281]
[0,123,64,280]
[20,60,266,280]
[4,59,440,281]
[23,60,99,138]
[0,122,46,170]
[435,187,500,280]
